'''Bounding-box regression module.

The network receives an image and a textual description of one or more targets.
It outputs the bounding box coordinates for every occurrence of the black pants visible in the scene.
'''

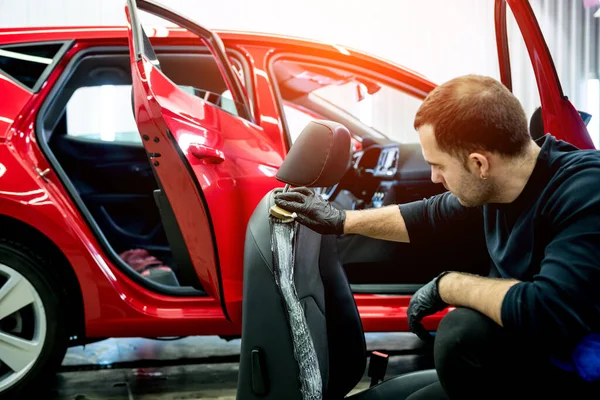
[406,308,600,400]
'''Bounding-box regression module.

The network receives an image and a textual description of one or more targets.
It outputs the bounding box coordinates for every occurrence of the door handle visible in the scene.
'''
[189,144,225,164]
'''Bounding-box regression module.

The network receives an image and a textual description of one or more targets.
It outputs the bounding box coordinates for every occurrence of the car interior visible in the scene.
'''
[36,46,242,295]
[237,120,439,400]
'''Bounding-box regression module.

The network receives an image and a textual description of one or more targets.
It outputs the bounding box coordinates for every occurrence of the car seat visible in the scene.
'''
[237,120,438,400]
[529,106,544,141]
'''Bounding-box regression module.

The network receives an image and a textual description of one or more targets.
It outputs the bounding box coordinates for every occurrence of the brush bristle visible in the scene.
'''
[269,205,296,223]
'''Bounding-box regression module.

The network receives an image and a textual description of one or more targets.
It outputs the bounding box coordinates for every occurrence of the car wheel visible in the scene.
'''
[0,239,68,399]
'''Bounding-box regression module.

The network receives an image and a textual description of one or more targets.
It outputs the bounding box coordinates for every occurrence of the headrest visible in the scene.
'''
[529,106,544,140]
[276,120,352,187]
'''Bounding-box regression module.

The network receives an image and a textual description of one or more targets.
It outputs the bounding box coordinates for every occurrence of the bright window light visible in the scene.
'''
[283,104,316,143]
[0,48,52,64]
[359,95,373,127]
[66,85,139,143]
[100,85,115,142]
[587,79,599,149]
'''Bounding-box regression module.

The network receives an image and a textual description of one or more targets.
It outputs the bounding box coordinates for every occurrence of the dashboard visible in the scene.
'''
[327,141,441,211]
[326,144,401,210]
[355,145,400,179]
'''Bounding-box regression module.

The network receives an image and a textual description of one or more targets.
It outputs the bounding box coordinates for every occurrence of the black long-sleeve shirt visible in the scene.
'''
[399,135,600,356]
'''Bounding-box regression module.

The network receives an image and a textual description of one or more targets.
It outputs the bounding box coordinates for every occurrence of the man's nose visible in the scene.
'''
[431,168,442,184]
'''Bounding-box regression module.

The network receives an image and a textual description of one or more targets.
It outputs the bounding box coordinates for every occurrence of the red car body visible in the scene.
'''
[0,0,593,345]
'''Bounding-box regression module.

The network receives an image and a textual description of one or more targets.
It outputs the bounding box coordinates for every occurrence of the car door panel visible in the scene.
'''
[131,49,283,314]
[126,0,284,320]
[500,0,594,150]
[340,234,489,287]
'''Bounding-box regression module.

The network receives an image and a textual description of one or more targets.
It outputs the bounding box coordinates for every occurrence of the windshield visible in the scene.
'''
[310,80,423,143]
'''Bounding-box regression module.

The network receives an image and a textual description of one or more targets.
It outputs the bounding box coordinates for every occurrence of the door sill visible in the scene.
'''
[350,284,422,295]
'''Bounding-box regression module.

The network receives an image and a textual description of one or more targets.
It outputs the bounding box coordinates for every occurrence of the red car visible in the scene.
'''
[0,0,593,396]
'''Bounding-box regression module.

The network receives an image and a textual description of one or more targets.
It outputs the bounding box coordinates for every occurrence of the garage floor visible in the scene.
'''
[45,333,433,399]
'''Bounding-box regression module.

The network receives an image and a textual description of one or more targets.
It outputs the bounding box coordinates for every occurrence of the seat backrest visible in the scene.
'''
[529,106,544,140]
[237,121,365,400]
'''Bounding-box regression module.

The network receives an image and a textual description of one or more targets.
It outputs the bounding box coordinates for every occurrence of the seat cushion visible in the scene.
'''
[346,370,440,400]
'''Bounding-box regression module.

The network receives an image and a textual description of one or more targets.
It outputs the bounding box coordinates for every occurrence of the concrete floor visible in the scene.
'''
[45,333,432,399]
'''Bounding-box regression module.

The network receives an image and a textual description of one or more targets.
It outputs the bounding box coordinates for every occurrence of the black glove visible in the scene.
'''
[407,271,451,341]
[274,187,346,235]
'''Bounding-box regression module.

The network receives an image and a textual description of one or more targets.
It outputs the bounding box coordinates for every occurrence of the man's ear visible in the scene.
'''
[468,152,490,179]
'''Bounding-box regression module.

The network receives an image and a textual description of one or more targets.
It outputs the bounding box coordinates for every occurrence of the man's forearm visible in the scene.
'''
[343,205,410,242]
[438,272,519,326]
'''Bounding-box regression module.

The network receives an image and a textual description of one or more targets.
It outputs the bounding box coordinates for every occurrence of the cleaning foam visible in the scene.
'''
[270,218,322,400]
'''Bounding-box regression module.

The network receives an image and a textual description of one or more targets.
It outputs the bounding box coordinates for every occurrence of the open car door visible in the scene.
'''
[496,0,595,150]
[124,0,277,321]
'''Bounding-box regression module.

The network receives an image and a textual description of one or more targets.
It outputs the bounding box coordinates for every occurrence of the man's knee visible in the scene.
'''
[431,308,501,397]
[434,308,498,366]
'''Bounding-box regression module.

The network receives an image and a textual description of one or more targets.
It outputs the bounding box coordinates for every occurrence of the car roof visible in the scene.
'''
[0,25,348,47]
[0,25,430,82]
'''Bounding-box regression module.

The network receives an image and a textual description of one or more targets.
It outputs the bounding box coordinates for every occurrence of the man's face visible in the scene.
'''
[418,124,494,207]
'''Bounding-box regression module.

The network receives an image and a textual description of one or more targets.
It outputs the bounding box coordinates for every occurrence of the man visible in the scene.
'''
[274,75,600,399]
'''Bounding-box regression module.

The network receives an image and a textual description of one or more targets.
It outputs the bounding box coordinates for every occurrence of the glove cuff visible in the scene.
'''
[336,209,347,235]
[434,271,452,305]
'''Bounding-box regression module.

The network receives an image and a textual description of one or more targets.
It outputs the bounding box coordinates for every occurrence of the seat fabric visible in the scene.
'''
[237,191,438,400]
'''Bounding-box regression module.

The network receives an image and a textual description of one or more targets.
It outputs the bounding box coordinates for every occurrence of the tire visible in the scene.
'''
[0,239,69,399]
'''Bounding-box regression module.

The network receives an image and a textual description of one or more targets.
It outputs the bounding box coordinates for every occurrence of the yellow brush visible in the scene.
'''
[269,184,297,223]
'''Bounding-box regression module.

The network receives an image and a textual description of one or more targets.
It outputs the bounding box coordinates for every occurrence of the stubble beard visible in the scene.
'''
[456,178,495,207]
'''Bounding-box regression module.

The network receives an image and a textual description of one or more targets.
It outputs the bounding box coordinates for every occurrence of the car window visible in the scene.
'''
[66,85,140,143]
[66,83,224,144]
[177,85,244,117]
[0,42,67,91]
[283,103,317,143]
[311,79,423,144]
[129,9,252,122]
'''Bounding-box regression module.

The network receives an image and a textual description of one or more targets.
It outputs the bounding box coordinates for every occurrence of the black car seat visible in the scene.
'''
[237,120,439,400]
[530,106,545,140]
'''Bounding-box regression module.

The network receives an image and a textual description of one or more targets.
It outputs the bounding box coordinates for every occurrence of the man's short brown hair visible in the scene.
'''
[414,74,530,158]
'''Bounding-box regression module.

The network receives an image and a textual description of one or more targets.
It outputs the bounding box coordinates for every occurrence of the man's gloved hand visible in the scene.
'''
[407,271,451,342]
[274,187,346,235]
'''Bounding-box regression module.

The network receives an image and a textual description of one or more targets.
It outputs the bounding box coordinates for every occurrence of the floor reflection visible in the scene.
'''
[45,333,431,399]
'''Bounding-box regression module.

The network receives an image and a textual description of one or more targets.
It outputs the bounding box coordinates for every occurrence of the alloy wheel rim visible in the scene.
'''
[0,263,47,392]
